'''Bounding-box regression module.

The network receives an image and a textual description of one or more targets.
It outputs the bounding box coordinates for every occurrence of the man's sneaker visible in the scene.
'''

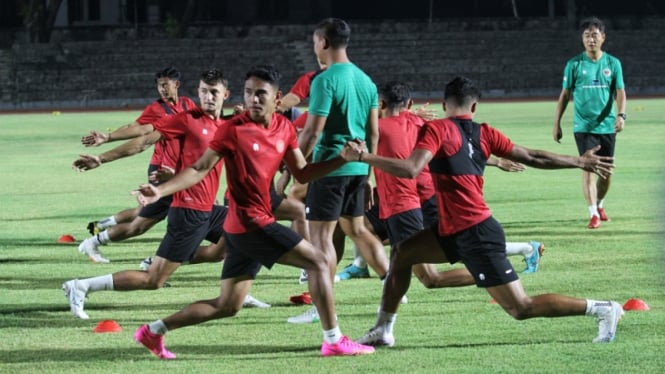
[243,294,271,308]
[321,336,375,356]
[356,326,395,347]
[62,279,89,319]
[522,241,545,274]
[134,325,176,359]
[86,221,100,235]
[287,306,319,324]
[335,264,370,281]
[78,238,110,263]
[298,269,308,284]
[587,215,601,229]
[139,256,153,271]
[598,207,610,221]
[593,301,624,343]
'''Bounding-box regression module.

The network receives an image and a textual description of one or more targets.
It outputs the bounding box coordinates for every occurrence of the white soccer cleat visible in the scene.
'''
[593,301,624,343]
[62,279,89,319]
[356,326,395,347]
[243,294,271,308]
[287,306,320,324]
[139,256,153,271]
[78,238,110,263]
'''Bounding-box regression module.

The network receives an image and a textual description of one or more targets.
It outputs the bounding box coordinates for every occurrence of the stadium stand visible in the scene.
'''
[1,17,663,111]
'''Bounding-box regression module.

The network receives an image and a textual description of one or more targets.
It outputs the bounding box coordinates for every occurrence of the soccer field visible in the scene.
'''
[0,99,664,373]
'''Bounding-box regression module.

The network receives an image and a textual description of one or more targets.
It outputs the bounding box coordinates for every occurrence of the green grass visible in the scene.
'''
[1,99,664,373]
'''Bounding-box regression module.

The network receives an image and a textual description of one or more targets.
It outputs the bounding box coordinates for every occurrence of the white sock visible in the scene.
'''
[82,274,113,293]
[377,311,396,334]
[322,325,343,344]
[99,230,110,244]
[588,205,599,218]
[98,216,117,229]
[505,242,532,258]
[148,320,168,335]
[352,244,367,268]
[585,299,612,316]
[598,199,605,209]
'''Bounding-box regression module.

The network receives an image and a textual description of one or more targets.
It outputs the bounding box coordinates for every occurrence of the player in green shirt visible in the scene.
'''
[553,16,626,229]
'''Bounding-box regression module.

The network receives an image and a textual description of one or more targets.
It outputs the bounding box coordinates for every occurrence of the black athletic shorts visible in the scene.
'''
[385,208,424,245]
[138,164,172,220]
[434,216,518,288]
[420,195,439,229]
[306,175,368,221]
[365,202,389,242]
[221,222,302,279]
[156,205,227,263]
[574,132,616,159]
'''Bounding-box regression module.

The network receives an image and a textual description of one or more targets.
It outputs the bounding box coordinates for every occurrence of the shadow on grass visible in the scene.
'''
[0,342,322,364]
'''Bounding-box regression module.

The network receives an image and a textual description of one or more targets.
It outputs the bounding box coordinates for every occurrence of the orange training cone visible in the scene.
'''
[94,319,122,333]
[57,234,76,243]
[622,298,650,311]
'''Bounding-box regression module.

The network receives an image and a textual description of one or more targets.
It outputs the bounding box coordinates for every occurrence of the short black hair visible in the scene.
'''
[444,76,481,107]
[314,18,351,49]
[580,16,605,33]
[200,69,228,87]
[245,65,281,89]
[378,81,411,111]
[155,66,180,82]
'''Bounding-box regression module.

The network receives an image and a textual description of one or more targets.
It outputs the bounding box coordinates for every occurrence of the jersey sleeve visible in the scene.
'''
[152,111,189,140]
[308,75,332,117]
[289,72,314,100]
[209,122,235,156]
[482,124,514,157]
[414,122,442,156]
[136,102,162,124]
[612,57,625,90]
[562,58,577,90]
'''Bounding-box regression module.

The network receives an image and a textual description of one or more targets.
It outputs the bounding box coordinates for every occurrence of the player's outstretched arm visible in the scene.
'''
[342,140,432,179]
[506,144,614,179]
[82,121,154,147]
[488,157,526,172]
[135,148,221,206]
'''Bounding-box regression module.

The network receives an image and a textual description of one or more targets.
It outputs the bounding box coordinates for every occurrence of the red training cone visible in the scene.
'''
[622,298,650,311]
[94,319,122,333]
[57,234,76,243]
[289,292,313,305]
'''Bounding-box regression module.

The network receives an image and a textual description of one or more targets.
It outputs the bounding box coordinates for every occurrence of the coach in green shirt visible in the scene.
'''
[553,16,626,230]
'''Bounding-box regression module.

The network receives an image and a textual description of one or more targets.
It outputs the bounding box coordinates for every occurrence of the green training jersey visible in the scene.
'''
[308,62,378,177]
[562,52,625,134]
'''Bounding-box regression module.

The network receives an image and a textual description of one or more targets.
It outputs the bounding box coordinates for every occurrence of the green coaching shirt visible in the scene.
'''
[308,62,378,177]
[562,52,625,134]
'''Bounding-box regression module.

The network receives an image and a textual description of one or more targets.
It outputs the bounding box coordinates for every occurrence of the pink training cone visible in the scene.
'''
[622,298,650,311]
[94,319,123,333]
[57,234,76,243]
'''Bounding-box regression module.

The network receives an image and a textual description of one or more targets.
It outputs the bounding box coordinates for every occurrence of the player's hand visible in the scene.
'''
[132,183,162,206]
[411,102,437,121]
[275,168,291,198]
[149,166,175,183]
[232,103,245,115]
[580,145,614,179]
[614,117,625,133]
[81,130,109,147]
[341,139,367,162]
[553,124,563,143]
[72,154,102,172]
[364,180,374,210]
[496,158,526,172]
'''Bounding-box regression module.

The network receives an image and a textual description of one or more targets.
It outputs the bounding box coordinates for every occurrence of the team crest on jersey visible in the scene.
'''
[252,143,260,151]
[202,128,208,135]
[603,68,612,77]
[276,140,285,153]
